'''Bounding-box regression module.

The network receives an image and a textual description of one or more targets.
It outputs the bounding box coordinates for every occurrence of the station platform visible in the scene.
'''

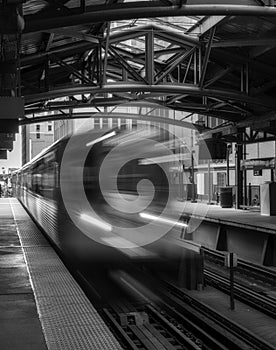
[173,201,276,266]
[175,201,276,234]
[0,198,122,350]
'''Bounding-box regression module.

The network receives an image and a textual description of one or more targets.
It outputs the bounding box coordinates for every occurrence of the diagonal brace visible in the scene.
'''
[108,46,148,83]
[199,27,215,88]
[154,47,196,85]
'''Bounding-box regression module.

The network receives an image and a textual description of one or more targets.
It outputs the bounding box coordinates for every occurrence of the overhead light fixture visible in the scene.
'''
[86,131,116,147]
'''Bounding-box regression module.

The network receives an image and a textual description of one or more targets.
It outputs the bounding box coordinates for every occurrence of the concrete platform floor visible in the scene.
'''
[1,197,123,350]
[0,199,47,350]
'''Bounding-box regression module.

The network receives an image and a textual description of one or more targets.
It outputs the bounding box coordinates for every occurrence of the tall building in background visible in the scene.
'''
[21,121,54,164]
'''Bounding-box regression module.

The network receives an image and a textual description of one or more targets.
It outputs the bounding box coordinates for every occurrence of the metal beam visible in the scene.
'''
[108,23,200,47]
[199,27,215,88]
[24,97,243,122]
[25,82,276,108]
[204,66,232,87]
[25,4,276,34]
[103,23,111,85]
[50,54,95,85]
[154,47,196,85]
[186,15,226,36]
[108,28,148,44]
[182,53,193,83]
[44,28,99,44]
[45,33,55,52]
[21,42,95,66]
[155,29,200,48]
[145,30,155,84]
[108,46,147,83]
[212,37,276,48]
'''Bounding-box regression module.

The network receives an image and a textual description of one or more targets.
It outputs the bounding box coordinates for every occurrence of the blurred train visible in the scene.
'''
[12,126,185,268]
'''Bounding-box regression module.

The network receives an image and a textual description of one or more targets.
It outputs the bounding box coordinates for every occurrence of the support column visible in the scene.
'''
[207,159,211,204]
[191,150,196,202]
[226,144,230,186]
[145,30,154,85]
[235,134,243,209]
[243,137,247,206]
[274,140,276,182]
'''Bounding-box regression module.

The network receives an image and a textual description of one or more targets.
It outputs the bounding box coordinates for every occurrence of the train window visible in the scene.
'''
[41,151,57,199]
[27,173,32,189]
[32,162,43,194]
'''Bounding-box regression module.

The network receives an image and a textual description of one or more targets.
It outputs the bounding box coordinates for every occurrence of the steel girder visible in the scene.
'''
[25,83,276,108]
[24,3,276,33]
[22,22,271,122]
[20,1,276,137]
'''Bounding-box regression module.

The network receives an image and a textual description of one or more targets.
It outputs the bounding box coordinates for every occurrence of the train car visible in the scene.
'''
[12,125,182,269]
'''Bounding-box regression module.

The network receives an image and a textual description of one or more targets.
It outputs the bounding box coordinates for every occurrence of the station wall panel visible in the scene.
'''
[226,227,268,265]
[192,222,220,250]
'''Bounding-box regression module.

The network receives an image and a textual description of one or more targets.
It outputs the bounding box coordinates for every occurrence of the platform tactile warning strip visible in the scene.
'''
[9,199,122,350]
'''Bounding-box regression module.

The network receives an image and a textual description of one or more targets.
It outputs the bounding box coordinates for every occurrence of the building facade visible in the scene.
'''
[21,121,54,164]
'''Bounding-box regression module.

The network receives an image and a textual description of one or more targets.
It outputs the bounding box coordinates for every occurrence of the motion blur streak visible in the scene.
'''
[110,270,162,304]
[80,213,112,231]
[139,212,188,228]
[86,131,116,147]
[102,237,156,258]
[101,236,138,249]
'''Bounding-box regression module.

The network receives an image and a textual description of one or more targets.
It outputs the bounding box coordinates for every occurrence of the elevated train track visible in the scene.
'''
[71,257,274,350]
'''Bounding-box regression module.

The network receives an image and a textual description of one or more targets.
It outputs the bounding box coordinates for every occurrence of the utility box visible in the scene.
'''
[261,182,276,216]
[220,187,233,208]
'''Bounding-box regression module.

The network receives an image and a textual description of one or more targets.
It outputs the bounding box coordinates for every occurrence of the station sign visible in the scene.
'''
[241,158,273,170]
[224,252,238,268]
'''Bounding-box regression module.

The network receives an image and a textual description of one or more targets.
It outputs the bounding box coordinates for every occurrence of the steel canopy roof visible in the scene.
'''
[18,0,276,136]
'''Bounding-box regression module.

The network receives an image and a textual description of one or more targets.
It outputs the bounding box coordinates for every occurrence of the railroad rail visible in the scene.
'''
[164,281,275,350]
[202,247,276,286]
[204,269,276,319]
[75,266,265,350]
[103,300,252,350]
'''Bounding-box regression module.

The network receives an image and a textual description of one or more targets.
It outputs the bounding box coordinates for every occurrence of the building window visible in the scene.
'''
[217,172,226,188]
[102,118,108,128]
[48,125,52,132]
[112,119,118,127]
[94,118,100,129]
[36,125,40,131]
[36,133,40,139]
